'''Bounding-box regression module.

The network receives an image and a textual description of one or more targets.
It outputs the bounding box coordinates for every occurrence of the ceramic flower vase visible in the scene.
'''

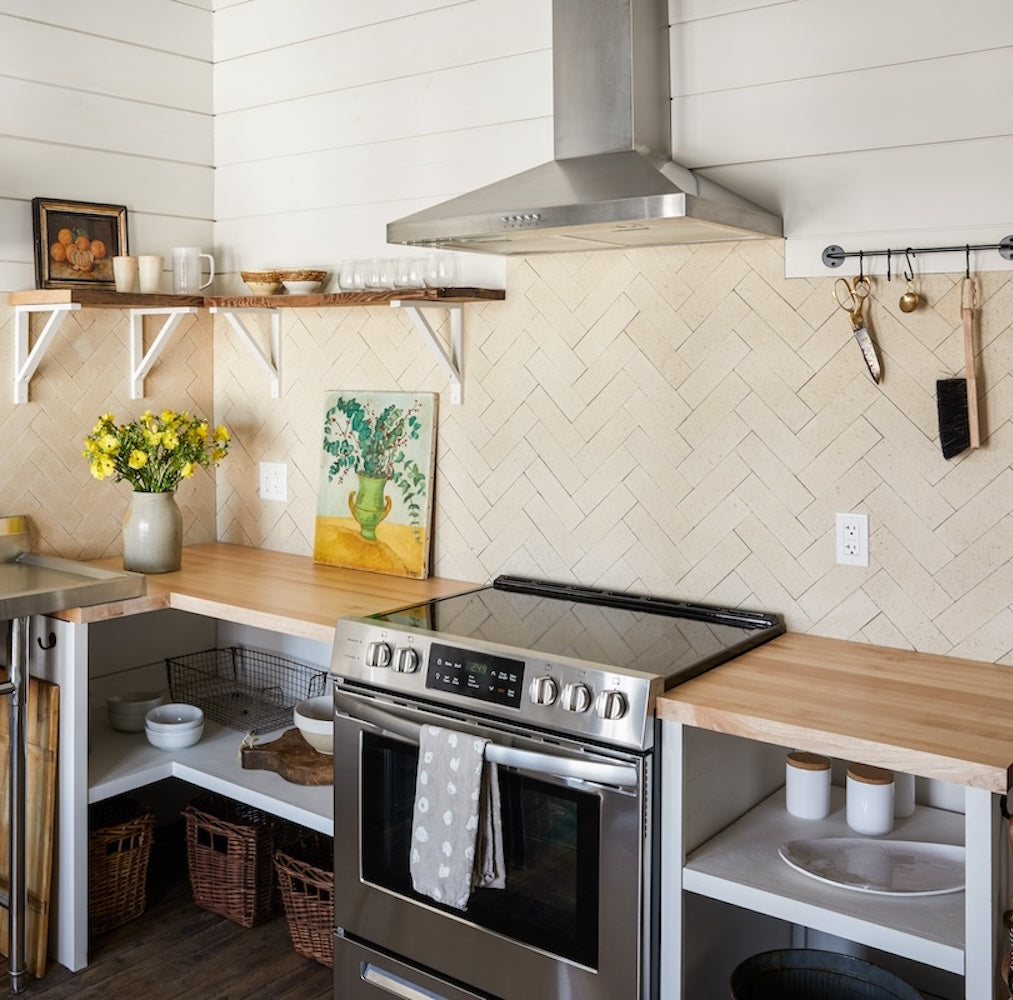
[122,491,182,573]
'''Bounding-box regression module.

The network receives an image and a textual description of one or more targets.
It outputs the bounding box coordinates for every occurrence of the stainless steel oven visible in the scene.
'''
[330,576,783,1000]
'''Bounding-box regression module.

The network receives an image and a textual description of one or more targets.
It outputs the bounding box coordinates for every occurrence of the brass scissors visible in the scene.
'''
[833,276,882,383]
[834,276,871,331]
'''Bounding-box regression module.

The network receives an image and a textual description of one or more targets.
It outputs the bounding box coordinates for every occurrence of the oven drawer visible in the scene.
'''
[335,933,497,1000]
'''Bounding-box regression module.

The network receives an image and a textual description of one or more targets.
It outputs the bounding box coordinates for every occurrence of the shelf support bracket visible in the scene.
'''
[209,308,282,398]
[129,308,198,400]
[392,301,463,405]
[13,303,80,404]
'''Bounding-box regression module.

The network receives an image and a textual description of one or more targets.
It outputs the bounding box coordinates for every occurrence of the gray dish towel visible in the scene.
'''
[410,724,506,910]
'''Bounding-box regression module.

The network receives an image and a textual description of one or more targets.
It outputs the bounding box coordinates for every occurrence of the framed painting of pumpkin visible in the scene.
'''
[31,198,128,289]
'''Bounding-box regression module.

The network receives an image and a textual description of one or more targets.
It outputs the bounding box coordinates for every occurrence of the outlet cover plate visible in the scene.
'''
[836,512,869,567]
[259,461,287,502]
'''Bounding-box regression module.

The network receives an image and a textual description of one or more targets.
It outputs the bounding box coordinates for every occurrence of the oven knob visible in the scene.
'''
[561,682,592,713]
[595,689,628,720]
[392,647,420,673]
[529,676,558,706]
[365,641,392,668]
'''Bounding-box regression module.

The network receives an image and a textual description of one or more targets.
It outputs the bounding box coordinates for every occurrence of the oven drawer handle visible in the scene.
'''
[335,693,639,789]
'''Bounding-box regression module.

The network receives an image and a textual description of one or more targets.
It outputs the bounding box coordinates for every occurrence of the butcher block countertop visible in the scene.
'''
[657,632,1013,794]
[49,542,480,643]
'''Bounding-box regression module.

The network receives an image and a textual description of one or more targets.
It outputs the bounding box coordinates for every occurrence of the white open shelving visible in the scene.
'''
[87,706,334,836]
[682,786,966,974]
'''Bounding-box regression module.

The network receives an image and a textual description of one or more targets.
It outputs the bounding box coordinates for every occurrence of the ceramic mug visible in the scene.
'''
[138,255,163,294]
[171,246,215,294]
[112,255,138,293]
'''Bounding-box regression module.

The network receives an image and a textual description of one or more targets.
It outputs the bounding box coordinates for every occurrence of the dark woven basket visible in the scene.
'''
[183,794,281,927]
[88,797,155,935]
[275,838,333,967]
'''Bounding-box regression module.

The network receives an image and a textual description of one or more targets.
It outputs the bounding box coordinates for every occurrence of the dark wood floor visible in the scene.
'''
[2,822,332,999]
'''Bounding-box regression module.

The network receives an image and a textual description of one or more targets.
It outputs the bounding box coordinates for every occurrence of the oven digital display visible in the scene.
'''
[426,643,525,708]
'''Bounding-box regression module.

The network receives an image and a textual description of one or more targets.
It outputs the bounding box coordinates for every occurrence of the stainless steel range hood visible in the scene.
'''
[387,0,782,255]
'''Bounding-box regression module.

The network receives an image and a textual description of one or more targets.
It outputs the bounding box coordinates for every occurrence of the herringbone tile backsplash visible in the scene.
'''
[3,241,1011,661]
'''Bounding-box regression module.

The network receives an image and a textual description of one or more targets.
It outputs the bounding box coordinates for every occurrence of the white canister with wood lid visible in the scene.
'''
[785,751,832,819]
[847,763,894,835]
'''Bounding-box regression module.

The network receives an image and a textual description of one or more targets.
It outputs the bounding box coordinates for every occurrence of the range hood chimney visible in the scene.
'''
[387,0,782,255]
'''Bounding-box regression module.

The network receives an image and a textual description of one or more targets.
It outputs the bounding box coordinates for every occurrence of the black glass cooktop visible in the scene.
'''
[371,575,784,686]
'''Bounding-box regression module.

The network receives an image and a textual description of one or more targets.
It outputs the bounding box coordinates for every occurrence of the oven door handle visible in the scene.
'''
[334,692,640,789]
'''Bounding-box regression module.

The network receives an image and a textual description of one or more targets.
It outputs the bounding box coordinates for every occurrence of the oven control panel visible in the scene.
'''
[426,642,524,708]
[333,618,659,751]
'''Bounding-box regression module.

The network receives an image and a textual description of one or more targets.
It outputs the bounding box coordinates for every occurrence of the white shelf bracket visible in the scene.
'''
[129,307,198,399]
[13,303,80,404]
[392,301,464,405]
[210,308,282,398]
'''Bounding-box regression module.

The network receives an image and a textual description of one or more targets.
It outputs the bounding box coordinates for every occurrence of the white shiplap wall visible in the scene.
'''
[211,0,552,290]
[669,0,1013,276]
[0,0,214,292]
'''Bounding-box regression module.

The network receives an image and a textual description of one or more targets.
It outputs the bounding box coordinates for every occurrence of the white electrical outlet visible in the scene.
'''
[836,512,869,567]
[259,462,287,502]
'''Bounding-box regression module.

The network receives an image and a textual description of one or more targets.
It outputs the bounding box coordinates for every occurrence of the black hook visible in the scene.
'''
[886,249,892,282]
[36,632,55,651]
[903,248,915,283]
[965,245,971,279]
[858,251,865,283]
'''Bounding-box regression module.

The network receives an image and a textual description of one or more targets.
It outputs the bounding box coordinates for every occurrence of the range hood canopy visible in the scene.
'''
[387,0,782,255]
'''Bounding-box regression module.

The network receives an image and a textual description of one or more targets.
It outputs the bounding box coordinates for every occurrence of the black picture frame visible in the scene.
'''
[31,197,129,290]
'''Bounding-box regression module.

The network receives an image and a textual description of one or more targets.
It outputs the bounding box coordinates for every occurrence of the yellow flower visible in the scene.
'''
[214,425,230,443]
[83,410,229,492]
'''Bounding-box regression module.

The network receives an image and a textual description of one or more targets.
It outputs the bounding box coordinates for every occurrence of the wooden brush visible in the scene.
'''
[936,276,980,459]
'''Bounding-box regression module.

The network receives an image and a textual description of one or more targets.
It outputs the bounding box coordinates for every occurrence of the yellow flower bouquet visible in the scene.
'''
[83,410,230,493]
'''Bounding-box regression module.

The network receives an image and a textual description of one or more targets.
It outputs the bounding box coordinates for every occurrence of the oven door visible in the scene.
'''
[332,684,653,1000]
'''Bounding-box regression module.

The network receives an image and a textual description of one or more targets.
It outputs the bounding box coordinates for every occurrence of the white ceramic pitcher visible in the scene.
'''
[171,246,215,294]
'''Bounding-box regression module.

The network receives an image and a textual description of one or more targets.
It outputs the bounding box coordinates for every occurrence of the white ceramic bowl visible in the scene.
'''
[107,691,165,732]
[145,721,204,750]
[294,695,334,754]
[145,703,204,732]
[282,280,321,294]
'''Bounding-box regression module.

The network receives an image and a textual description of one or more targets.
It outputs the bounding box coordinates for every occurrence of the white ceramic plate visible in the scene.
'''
[778,837,965,896]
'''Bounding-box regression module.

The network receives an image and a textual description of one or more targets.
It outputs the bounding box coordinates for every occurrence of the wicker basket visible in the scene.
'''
[183,794,280,927]
[275,841,334,967]
[88,797,155,935]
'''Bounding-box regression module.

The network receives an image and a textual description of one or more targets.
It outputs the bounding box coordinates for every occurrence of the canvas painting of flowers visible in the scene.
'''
[313,390,437,579]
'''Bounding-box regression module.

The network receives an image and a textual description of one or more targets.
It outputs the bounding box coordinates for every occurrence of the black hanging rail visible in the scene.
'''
[823,236,1013,272]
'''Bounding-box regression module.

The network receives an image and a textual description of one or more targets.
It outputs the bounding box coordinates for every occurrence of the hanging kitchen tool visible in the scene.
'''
[936,250,981,458]
[899,248,921,313]
[834,275,882,383]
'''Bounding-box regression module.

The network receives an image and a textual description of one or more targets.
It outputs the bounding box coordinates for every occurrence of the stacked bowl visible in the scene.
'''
[144,703,204,750]
[107,692,165,732]
[294,696,334,754]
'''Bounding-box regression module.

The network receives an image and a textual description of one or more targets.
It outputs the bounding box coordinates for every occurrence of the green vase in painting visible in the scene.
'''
[348,474,392,541]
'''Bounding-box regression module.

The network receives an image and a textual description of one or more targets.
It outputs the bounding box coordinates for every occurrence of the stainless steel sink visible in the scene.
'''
[0,515,145,617]
[0,515,145,993]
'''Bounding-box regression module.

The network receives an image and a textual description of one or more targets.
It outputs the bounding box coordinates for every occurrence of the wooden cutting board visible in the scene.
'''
[0,676,59,979]
[240,728,333,785]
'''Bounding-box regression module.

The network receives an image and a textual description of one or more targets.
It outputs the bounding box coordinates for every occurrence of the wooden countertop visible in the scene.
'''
[50,542,480,643]
[657,632,1013,793]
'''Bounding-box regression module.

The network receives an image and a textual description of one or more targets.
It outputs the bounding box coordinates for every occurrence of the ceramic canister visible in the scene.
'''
[894,771,916,817]
[847,763,895,836]
[785,750,832,819]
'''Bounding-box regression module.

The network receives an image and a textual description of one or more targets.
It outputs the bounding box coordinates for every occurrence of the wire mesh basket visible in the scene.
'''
[167,646,328,734]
